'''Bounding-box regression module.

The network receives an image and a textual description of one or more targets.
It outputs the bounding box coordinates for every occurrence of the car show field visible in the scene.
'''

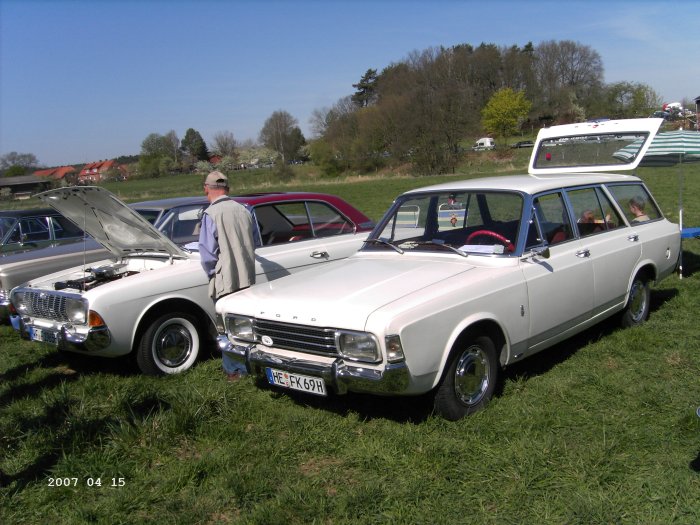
[2,145,700,523]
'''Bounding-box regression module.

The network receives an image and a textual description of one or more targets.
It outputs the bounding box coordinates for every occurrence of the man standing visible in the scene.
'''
[198,170,256,379]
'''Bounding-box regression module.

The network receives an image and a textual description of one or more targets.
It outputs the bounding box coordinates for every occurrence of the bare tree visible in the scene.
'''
[259,110,305,164]
[0,151,39,170]
[211,131,237,158]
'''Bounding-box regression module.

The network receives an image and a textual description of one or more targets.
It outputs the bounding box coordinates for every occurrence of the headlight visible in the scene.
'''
[65,297,88,324]
[336,330,380,363]
[10,290,28,314]
[226,315,255,341]
[0,289,9,304]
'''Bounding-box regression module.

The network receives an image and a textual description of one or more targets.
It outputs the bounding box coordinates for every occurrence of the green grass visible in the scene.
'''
[3,156,700,524]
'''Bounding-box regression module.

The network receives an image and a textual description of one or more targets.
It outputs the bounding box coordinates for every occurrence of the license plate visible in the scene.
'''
[265,367,327,396]
[30,327,58,345]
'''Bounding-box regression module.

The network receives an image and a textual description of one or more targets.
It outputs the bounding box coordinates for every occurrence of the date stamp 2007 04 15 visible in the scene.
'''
[47,477,125,488]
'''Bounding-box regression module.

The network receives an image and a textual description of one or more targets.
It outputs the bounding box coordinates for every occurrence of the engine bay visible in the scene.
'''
[54,263,138,291]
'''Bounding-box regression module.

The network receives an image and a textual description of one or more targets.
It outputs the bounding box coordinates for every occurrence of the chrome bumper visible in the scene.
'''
[217,335,410,395]
[16,316,112,353]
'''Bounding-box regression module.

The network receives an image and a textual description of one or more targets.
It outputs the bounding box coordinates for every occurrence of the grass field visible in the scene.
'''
[2,154,700,524]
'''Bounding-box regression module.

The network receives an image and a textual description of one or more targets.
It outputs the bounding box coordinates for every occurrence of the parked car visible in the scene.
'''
[511,140,534,149]
[472,137,495,151]
[216,118,680,420]
[0,196,209,323]
[10,188,375,375]
[0,208,85,255]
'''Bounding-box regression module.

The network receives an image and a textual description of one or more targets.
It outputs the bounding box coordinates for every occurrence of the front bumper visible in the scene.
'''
[217,335,410,395]
[14,315,112,353]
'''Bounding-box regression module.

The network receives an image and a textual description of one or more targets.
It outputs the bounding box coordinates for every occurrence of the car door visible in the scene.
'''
[252,200,365,283]
[520,191,595,351]
[566,186,641,316]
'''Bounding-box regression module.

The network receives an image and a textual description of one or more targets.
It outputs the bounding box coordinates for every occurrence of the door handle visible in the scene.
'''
[310,251,329,259]
[627,234,639,242]
[575,249,590,258]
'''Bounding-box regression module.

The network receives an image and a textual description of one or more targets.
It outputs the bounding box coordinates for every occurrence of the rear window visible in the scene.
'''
[532,132,650,170]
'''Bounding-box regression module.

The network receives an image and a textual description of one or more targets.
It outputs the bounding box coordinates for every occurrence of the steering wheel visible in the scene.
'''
[466,230,515,252]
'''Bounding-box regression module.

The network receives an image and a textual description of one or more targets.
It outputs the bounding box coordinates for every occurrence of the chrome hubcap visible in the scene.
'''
[629,280,647,323]
[154,321,193,368]
[454,345,489,406]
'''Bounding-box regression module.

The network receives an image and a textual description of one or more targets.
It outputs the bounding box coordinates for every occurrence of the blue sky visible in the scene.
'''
[1,0,698,167]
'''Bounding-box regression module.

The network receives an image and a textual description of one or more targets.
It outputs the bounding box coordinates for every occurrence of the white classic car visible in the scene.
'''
[10,189,374,375]
[216,118,681,420]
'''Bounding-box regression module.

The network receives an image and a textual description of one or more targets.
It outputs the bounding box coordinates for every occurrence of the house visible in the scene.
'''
[34,166,77,184]
[78,160,123,183]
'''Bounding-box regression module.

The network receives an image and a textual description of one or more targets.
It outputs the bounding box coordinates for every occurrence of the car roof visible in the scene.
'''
[0,208,58,219]
[405,172,643,196]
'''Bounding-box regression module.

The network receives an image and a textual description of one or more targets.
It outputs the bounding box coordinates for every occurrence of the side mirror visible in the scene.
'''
[527,245,550,259]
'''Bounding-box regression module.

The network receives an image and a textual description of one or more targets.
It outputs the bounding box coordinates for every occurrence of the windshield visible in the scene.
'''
[0,217,17,243]
[365,190,523,255]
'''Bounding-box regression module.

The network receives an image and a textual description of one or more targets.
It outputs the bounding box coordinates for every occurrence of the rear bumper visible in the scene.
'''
[217,335,410,395]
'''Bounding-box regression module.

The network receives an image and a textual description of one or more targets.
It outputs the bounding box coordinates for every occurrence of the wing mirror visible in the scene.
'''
[526,245,550,259]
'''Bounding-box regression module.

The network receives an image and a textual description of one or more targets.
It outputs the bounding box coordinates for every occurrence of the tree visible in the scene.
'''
[211,131,237,158]
[0,152,39,172]
[180,128,209,162]
[140,133,174,159]
[259,110,306,164]
[601,81,661,119]
[481,88,532,142]
[351,68,378,108]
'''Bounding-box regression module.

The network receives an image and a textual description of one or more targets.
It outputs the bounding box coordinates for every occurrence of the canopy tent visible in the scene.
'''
[613,130,700,166]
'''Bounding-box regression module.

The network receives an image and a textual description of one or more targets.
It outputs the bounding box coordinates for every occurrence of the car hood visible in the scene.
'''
[36,186,185,258]
[217,254,476,329]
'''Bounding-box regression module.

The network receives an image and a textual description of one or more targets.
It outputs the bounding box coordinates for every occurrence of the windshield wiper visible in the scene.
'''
[413,240,468,257]
[364,237,404,254]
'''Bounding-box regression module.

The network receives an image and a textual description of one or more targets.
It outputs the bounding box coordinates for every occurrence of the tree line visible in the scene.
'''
[309,40,663,175]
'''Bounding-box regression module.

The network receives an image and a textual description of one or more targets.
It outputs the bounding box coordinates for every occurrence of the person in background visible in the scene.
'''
[198,170,256,380]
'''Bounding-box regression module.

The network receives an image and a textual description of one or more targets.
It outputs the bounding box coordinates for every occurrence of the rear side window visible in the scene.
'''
[606,184,661,224]
[567,187,624,237]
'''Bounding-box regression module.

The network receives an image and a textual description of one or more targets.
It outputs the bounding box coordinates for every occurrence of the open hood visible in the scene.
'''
[529,118,663,175]
[36,186,185,258]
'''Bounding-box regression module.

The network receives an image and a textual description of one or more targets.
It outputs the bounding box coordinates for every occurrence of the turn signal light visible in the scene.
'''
[88,310,106,327]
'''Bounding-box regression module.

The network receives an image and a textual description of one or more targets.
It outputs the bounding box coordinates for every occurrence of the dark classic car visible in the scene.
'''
[0,208,85,254]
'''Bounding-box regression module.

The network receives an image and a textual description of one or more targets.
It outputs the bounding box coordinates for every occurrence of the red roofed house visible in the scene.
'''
[34,166,77,184]
[78,160,122,183]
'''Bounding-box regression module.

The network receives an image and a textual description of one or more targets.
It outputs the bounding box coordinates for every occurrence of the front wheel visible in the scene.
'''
[433,335,498,420]
[136,312,202,375]
[621,275,650,327]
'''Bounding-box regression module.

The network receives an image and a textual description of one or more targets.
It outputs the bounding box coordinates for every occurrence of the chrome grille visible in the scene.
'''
[253,319,338,356]
[24,291,69,322]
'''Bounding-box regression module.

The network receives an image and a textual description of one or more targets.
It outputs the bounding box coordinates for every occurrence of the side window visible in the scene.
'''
[255,203,310,245]
[307,202,353,237]
[19,217,51,242]
[50,216,83,240]
[567,187,613,238]
[606,184,661,225]
[527,192,573,248]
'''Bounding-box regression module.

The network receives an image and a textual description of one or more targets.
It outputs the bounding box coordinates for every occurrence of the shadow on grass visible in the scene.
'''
[255,287,680,424]
[680,247,700,278]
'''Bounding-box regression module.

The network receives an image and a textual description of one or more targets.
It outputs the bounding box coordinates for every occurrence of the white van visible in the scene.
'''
[472,137,495,151]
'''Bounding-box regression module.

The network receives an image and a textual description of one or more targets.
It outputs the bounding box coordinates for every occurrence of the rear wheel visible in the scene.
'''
[621,275,650,328]
[136,312,202,375]
[433,335,498,420]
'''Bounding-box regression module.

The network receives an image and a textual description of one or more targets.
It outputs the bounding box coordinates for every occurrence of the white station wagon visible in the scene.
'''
[216,118,680,420]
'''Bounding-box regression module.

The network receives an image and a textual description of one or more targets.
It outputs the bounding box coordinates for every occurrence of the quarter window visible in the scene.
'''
[606,184,661,224]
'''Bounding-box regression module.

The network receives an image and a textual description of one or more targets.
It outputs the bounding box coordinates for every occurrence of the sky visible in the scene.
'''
[1,0,698,167]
